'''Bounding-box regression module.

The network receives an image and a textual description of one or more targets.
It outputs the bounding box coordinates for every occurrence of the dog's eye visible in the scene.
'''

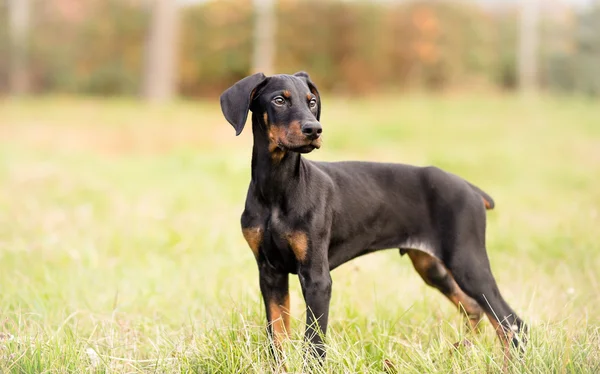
[273,97,285,106]
[309,98,317,109]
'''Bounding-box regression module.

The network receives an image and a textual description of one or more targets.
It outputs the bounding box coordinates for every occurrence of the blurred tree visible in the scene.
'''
[494,10,519,90]
[1,0,593,97]
[8,0,30,96]
[575,1,600,96]
[252,0,275,75]
[142,0,180,102]
[179,0,253,96]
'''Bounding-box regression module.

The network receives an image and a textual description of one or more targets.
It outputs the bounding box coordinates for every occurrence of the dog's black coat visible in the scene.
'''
[220,72,526,364]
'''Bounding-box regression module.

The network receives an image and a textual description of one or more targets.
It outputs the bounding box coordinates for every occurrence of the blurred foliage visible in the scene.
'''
[543,3,600,96]
[0,0,599,96]
[179,0,254,96]
[26,0,148,95]
[0,1,8,92]
[574,3,600,96]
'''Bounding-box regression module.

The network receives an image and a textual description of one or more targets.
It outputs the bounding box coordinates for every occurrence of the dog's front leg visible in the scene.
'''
[298,249,332,363]
[259,263,290,365]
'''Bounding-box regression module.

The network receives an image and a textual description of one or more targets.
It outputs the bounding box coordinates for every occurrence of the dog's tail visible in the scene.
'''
[467,182,495,210]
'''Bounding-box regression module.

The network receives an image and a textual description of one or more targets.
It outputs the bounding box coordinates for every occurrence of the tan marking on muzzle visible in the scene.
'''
[288,120,303,138]
[407,250,483,331]
[312,136,322,148]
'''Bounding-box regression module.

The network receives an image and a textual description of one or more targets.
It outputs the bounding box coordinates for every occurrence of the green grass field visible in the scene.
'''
[1,95,599,373]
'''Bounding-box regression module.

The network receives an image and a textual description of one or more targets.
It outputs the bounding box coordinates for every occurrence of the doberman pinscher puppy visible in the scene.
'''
[220,72,526,365]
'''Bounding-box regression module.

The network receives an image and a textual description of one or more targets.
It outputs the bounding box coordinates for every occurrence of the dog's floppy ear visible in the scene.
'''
[294,71,321,121]
[220,73,267,136]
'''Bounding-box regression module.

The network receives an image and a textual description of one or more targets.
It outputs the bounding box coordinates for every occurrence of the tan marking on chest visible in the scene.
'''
[242,227,263,258]
[285,231,308,262]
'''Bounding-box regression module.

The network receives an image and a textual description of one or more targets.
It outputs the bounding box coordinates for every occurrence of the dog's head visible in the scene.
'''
[220,72,322,155]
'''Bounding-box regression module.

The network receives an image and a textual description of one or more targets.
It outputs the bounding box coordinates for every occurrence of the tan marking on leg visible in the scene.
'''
[407,250,483,332]
[487,313,512,370]
[269,294,291,351]
[242,227,263,258]
[448,290,484,332]
[286,231,308,262]
[407,250,435,275]
[487,313,512,345]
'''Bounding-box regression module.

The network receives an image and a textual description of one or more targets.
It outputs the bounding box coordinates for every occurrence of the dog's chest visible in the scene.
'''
[266,207,294,249]
[267,222,289,252]
[262,207,307,270]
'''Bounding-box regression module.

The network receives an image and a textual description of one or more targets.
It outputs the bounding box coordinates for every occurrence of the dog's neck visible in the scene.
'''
[250,113,304,204]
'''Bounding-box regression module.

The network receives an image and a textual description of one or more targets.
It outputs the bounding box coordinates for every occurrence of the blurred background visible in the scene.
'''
[1,1,600,371]
[1,0,600,99]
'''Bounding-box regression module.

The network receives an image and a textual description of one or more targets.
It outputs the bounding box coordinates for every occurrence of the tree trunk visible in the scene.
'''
[8,0,30,96]
[142,0,180,103]
[252,0,276,75]
[518,0,540,93]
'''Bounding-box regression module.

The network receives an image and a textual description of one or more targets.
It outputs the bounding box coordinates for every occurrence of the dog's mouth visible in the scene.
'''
[294,144,317,153]
[278,138,321,153]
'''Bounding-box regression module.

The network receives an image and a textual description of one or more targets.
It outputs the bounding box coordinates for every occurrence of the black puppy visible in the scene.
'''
[220,72,526,365]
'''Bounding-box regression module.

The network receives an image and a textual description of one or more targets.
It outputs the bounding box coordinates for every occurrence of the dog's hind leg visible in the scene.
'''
[404,249,484,332]
[443,244,527,356]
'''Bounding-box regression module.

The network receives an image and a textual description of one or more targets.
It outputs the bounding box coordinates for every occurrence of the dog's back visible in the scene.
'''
[310,160,490,268]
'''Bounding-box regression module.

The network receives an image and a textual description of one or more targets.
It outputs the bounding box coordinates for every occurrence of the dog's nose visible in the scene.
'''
[301,122,322,139]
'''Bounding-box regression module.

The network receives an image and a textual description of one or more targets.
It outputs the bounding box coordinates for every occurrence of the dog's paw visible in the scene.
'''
[451,338,474,353]
[383,359,397,373]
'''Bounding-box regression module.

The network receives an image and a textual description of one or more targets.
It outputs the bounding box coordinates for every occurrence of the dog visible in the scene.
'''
[220,71,526,366]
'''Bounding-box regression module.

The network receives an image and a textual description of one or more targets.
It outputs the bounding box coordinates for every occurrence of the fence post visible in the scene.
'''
[142,0,180,103]
[518,0,540,94]
[252,0,276,75]
[8,0,30,96]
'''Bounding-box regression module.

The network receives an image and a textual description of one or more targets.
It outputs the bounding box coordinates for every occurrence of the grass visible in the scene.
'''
[0,94,599,373]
